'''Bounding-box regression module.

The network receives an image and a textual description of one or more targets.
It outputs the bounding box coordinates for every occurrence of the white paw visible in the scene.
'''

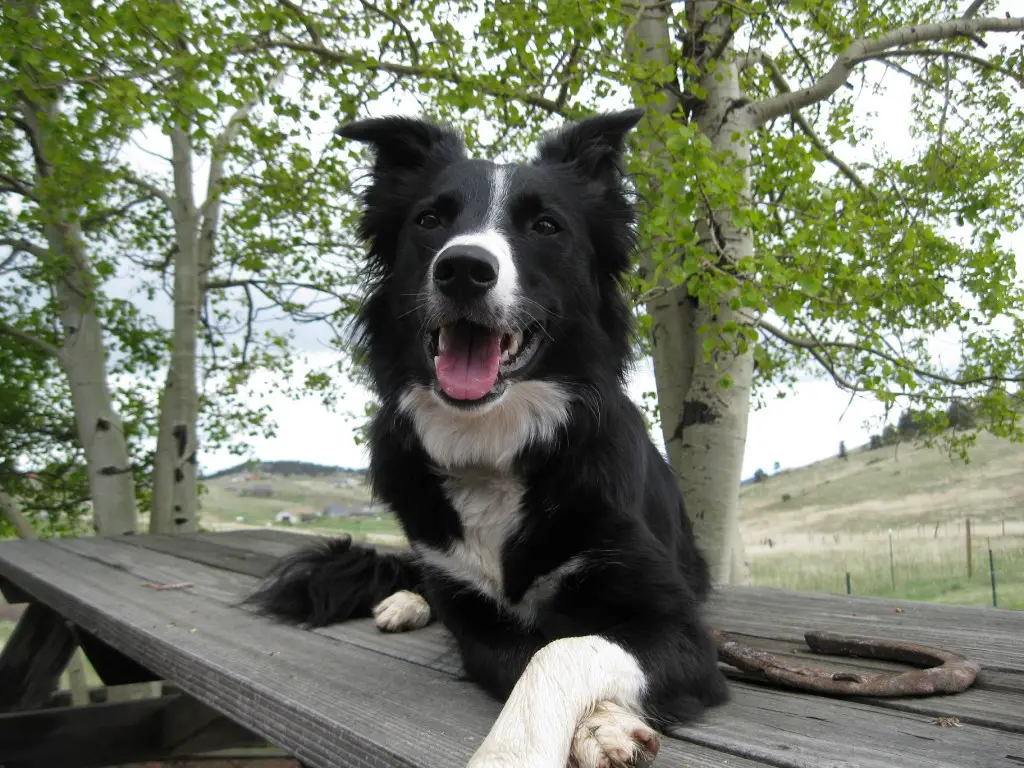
[569,701,661,768]
[372,590,431,632]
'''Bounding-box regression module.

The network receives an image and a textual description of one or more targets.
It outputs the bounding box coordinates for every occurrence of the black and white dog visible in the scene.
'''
[249,109,729,767]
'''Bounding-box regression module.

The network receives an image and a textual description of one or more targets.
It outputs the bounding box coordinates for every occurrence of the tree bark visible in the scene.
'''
[48,223,139,536]
[149,127,200,534]
[15,93,138,537]
[629,0,753,584]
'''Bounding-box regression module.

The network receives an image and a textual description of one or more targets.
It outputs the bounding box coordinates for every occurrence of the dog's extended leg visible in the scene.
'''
[467,636,650,768]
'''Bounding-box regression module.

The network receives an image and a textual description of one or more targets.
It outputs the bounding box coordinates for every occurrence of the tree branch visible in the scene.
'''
[742,50,867,189]
[0,490,36,540]
[0,172,36,200]
[81,195,156,231]
[962,1,987,20]
[755,316,1024,389]
[862,47,1024,86]
[746,16,1024,127]
[121,172,175,213]
[248,39,566,114]
[0,236,49,260]
[0,319,67,363]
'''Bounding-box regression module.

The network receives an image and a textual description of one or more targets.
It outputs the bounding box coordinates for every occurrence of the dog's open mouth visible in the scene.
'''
[426,319,543,402]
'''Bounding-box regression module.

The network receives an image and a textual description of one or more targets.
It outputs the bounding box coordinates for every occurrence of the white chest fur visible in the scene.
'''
[416,470,583,626]
[417,471,525,604]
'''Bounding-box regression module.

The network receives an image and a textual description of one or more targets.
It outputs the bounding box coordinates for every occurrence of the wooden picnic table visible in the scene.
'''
[0,529,1022,768]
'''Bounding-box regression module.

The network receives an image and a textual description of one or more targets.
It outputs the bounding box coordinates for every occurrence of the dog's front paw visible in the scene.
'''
[569,701,660,768]
[372,590,431,632]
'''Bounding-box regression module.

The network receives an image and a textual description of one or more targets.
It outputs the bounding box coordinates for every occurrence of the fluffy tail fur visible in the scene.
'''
[245,535,423,627]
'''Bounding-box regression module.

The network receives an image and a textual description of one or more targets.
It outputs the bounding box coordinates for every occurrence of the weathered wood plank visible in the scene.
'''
[118,533,278,577]
[0,602,77,712]
[40,536,1024,766]
[674,682,1024,768]
[56,537,466,676]
[708,587,1024,673]
[194,529,329,557]
[0,540,770,768]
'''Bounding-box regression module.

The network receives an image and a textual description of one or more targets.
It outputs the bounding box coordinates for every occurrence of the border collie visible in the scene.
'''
[248,109,729,767]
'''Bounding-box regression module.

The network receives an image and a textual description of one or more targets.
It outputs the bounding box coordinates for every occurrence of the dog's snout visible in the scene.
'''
[433,246,499,302]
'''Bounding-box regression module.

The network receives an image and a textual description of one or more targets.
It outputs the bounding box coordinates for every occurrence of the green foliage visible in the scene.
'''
[2,0,1023,526]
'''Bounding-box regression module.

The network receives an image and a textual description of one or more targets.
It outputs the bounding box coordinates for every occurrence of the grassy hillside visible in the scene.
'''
[199,465,375,527]
[740,432,1024,609]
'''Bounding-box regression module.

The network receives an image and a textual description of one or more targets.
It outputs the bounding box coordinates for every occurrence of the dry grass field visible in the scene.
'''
[740,432,1024,609]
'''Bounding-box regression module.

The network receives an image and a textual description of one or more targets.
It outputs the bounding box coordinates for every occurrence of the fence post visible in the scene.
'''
[845,572,852,595]
[888,530,896,590]
[988,540,998,608]
[966,518,973,579]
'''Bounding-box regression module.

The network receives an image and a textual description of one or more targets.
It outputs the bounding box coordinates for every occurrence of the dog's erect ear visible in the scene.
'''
[534,109,644,185]
[336,115,466,174]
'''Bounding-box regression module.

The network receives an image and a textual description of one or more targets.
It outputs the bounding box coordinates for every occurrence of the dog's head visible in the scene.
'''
[342,110,643,413]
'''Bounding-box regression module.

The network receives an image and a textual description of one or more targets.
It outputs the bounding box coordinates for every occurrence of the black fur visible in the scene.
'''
[250,110,729,730]
[245,535,423,626]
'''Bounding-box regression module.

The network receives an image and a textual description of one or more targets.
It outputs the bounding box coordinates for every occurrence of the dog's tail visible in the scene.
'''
[244,535,423,627]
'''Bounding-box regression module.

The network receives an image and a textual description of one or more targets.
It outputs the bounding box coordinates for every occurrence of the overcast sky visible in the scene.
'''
[103,3,1022,479]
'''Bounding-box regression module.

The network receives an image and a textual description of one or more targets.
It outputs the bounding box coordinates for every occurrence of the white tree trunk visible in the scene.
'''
[630,0,753,584]
[150,127,200,534]
[47,222,139,536]
[17,88,138,537]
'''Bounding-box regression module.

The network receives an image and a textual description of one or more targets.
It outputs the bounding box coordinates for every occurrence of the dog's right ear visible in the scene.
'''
[336,116,466,176]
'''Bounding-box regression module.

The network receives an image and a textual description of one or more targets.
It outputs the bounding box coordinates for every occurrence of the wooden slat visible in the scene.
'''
[0,540,770,768]
[56,537,465,676]
[195,529,332,557]
[0,602,77,712]
[708,587,1024,673]
[673,683,1024,768]
[118,533,278,577]
[34,537,1024,767]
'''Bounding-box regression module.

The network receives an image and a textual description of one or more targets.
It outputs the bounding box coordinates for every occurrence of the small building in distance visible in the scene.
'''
[323,501,375,519]
[275,506,319,525]
[240,483,274,498]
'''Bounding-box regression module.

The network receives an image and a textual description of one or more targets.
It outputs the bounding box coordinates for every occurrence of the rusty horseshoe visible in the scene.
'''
[712,629,982,697]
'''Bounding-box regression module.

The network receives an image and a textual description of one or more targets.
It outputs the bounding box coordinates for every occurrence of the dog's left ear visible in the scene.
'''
[336,115,466,175]
[534,109,644,185]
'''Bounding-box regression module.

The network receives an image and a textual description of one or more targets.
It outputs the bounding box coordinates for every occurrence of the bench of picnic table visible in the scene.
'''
[1,529,1022,767]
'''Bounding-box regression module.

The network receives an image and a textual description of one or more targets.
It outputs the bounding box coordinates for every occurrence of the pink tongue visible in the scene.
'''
[436,324,502,400]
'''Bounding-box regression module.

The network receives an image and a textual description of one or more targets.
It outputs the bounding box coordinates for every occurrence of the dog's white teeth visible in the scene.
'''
[438,326,451,354]
[500,349,510,363]
[505,331,522,358]
[433,355,439,369]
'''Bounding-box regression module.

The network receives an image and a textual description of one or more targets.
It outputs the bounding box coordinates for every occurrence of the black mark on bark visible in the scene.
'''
[670,400,720,442]
[172,424,188,458]
[96,417,110,431]
[99,465,131,476]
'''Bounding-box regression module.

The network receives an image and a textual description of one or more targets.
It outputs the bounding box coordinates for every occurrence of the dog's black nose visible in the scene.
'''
[432,246,499,301]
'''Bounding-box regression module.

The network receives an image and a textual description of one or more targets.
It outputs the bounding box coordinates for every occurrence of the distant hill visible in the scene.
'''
[204,460,368,480]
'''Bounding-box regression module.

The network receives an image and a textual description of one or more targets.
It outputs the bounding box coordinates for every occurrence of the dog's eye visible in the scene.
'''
[417,211,442,230]
[532,217,560,236]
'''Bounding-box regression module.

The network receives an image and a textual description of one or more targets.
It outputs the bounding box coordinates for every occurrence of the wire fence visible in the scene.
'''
[747,518,1024,610]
